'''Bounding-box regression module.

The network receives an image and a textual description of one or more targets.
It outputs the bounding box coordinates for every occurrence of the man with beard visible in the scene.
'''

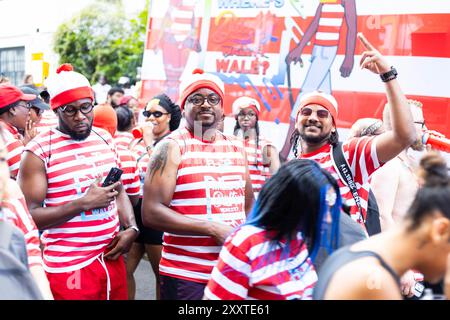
[142,69,254,300]
[17,64,139,300]
[291,33,416,232]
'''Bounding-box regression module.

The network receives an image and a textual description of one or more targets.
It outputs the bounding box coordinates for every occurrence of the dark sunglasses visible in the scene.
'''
[60,104,94,116]
[300,107,329,119]
[187,93,221,106]
[142,110,169,118]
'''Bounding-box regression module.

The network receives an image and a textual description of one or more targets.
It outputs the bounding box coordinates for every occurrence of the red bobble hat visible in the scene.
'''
[178,69,225,109]
[45,64,94,110]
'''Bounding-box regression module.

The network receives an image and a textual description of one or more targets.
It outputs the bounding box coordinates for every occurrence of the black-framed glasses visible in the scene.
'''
[143,110,169,118]
[300,107,329,119]
[59,103,94,116]
[414,121,426,129]
[238,111,257,118]
[187,93,221,106]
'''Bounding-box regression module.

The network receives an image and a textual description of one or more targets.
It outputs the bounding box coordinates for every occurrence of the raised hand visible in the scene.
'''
[358,32,391,74]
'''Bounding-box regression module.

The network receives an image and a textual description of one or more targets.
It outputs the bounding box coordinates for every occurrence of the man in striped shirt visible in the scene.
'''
[142,69,254,300]
[281,0,357,160]
[0,85,37,179]
[17,64,139,300]
[292,34,417,233]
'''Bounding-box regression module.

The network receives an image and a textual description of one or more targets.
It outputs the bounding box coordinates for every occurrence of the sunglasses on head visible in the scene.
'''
[300,107,330,119]
[142,110,169,118]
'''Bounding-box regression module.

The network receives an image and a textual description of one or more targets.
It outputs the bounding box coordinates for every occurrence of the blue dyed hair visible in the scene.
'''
[245,159,342,262]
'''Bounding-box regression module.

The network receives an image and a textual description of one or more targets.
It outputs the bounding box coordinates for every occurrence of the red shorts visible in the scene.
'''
[46,255,128,300]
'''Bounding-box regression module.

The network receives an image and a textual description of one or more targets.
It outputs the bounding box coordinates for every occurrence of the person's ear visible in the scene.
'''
[430,216,450,245]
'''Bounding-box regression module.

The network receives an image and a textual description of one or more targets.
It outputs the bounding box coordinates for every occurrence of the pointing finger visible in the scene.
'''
[357,32,375,51]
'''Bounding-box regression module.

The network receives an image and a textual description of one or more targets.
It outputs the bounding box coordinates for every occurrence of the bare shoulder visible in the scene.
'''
[147,139,181,182]
[324,257,402,300]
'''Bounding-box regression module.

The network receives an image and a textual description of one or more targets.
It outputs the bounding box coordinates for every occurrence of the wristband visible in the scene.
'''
[380,66,398,82]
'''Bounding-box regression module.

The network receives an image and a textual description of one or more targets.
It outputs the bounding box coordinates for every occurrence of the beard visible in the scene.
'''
[58,118,93,141]
[299,126,331,145]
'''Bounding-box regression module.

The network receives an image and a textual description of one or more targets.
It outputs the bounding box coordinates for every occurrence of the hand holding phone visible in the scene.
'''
[102,167,123,187]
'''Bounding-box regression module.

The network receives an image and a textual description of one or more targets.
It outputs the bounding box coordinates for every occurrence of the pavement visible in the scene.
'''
[134,257,156,300]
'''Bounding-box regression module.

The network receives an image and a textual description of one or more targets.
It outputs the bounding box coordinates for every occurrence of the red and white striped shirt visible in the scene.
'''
[205,226,317,300]
[300,137,382,228]
[315,0,345,47]
[117,148,140,197]
[25,127,121,273]
[2,121,24,179]
[35,110,58,135]
[160,128,248,283]
[242,136,272,199]
[1,179,43,268]
[114,131,134,150]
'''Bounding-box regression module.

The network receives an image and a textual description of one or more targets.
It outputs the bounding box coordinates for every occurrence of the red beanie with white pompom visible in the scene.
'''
[179,69,225,109]
[45,63,94,110]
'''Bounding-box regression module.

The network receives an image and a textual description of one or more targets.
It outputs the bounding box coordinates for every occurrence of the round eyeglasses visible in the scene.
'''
[187,93,221,106]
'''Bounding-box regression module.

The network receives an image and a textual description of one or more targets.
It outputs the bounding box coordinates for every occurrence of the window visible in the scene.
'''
[0,46,25,86]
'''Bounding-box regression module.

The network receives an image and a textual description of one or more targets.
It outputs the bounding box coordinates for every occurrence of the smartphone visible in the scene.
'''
[101,167,123,187]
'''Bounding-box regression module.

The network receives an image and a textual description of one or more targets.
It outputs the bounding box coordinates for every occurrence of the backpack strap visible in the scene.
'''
[331,142,365,223]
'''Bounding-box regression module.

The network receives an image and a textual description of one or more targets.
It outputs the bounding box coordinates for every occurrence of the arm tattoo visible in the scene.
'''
[148,142,169,183]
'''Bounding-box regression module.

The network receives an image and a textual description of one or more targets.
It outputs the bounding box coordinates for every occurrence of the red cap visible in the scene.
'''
[0,84,36,109]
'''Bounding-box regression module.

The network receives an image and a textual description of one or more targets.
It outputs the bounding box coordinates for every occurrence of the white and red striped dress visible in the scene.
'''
[160,128,248,283]
[2,121,24,179]
[315,0,345,47]
[204,225,317,300]
[114,131,134,150]
[117,148,140,197]
[242,136,272,198]
[35,110,58,135]
[300,137,382,228]
[25,128,121,273]
[131,140,150,198]
[1,179,43,268]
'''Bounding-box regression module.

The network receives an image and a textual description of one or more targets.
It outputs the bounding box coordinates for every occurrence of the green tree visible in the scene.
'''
[53,0,148,85]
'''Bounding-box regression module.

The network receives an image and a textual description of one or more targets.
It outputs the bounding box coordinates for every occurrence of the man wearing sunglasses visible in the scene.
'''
[18,64,138,300]
[292,33,416,235]
[0,84,36,179]
[142,69,254,300]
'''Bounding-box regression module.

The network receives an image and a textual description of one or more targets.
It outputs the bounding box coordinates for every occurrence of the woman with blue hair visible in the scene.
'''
[204,159,341,300]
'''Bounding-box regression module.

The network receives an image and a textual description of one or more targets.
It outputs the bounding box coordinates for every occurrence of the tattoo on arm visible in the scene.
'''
[148,142,169,183]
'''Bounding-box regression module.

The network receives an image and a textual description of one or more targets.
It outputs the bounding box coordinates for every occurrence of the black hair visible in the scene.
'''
[115,105,134,132]
[246,159,342,259]
[407,152,450,230]
[0,100,19,116]
[107,87,125,97]
[152,93,182,132]
[291,129,340,158]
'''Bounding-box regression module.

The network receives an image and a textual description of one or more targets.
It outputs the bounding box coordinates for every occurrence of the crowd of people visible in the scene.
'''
[0,33,449,301]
